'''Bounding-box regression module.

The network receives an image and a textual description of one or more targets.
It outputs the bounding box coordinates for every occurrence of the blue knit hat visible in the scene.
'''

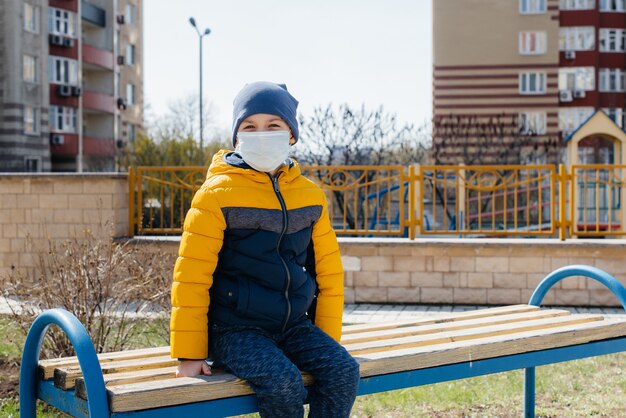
[232,81,299,147]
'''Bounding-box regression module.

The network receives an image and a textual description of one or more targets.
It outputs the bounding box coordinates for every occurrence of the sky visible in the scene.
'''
[143,0,432,135]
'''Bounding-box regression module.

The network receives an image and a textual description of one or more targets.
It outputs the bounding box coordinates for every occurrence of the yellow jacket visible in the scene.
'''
[170,150,344,359]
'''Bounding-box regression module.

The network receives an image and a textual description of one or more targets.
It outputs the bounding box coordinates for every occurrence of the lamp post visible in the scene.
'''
[188,17,211,163]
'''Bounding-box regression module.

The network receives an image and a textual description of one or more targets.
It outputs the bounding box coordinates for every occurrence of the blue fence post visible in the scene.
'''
[19,308,109,418]
[523,264,626,418]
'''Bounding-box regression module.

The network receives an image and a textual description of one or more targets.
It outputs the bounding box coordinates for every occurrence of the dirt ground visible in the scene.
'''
[0,357,19,399]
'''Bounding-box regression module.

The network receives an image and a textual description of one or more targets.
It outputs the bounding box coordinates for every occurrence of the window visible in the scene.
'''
[599,29,626,51]
[519,112,547,135]
[23,55,37,82]
[599,68,625,91]
[519,31,547,55]
[23,3,40,33]
[558,67,595,90]
[600,0,626,11]
[128,123,137,141]
[520,0,547,13]
[23,106,39,135]
[126,83,135,105]
[125,4,136,24]
[126,44,135,66]
[48,7,76,37]
[559,27,595,51]
[602,108,625,127]
[24,158,41,172]
[48,56,79,85]
[559,107,595,133]
[50,106,77,133]
[519,72,546,94]
[560,0,595,9]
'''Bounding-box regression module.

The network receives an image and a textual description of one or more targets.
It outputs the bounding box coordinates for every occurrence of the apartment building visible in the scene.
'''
[433,0,626,164]
[0,0,143,172]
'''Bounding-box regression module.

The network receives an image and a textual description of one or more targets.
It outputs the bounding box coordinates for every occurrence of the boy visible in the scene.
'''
[170,81,360,417]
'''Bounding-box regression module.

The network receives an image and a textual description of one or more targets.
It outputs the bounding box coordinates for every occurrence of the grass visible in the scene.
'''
[1,315,625,418]
[348,354,626,417]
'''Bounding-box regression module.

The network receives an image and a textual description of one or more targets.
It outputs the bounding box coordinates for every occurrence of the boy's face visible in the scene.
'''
[237,113,296,145]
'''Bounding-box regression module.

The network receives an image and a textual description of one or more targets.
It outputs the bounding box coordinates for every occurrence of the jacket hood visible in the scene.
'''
[207,149,302,183]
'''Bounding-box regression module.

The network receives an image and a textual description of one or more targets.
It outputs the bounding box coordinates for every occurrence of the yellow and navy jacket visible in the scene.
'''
[170,149,344,360]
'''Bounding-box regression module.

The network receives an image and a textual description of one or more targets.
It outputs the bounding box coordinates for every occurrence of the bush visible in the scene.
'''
[1,225,175,358]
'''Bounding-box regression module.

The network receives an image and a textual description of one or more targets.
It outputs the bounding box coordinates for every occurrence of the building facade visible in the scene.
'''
[433,0,626,165]
[0,0,143,172]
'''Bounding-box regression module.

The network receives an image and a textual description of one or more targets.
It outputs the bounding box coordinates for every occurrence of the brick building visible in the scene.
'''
[0,0,144,172]
[433,0,626,165]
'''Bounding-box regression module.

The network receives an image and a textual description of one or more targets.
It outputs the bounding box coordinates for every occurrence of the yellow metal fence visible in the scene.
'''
[128,164,626,240]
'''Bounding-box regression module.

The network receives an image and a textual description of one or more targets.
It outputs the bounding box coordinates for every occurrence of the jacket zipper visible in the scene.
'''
[270,174,291,333]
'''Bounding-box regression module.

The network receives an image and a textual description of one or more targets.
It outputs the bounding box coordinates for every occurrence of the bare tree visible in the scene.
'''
[295,103,429,166]
[120,94,230,168]
[150,93,218,144]
[432,113,561,166]
[429,113,562,230]
[294,104,429,231]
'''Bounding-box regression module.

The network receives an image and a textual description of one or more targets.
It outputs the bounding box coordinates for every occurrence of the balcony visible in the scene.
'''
[81,1,105,27]
[83,90,116,113]
[82,44,114,70]
[84,136,116,157]
[49,84,79,107]
[49,133,78,156]
[48,134,116,157]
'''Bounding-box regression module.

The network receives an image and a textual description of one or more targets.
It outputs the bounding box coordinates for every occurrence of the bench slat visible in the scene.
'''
[341,304,539,334]
[74,366,178,400]
[356,319,626,375]
[343,314,603,355]
[54,356,178,390]
[341,309,572,344]
[105,318,626,413]
[39,346,170,380]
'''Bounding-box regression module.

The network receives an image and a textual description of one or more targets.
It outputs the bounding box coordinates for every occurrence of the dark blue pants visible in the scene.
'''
[210,320,360,418]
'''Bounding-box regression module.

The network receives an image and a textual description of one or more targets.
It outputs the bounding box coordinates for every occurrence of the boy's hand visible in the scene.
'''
[176,360,212,377]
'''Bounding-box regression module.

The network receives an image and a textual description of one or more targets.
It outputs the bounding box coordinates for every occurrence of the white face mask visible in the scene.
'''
[235,130,291,172]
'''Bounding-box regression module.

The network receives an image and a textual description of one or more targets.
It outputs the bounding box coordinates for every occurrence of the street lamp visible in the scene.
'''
[189,17,211,163]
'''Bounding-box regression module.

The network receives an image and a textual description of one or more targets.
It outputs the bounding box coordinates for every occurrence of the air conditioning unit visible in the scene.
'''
[71,86,82,97]
[565,50,576,60]
[62,37,74,48]
[117,97,127,110]
[559,90,573,102]
[117,55,125,65]
[49,34,63,46]
[116,14,125,24]
[58,84,72,97]
[49,134,65,145]
[573,89,586,98]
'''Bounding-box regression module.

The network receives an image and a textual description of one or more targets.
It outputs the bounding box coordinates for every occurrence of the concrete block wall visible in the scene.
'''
[130,236,626,308]
[0,174,128,278]
[339,238,626,307]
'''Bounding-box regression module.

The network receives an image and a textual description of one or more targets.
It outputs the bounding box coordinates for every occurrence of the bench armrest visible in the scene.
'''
[529,264,626,310]
[19,308,109,418]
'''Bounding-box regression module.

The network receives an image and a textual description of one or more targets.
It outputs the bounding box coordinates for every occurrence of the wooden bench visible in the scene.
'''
[19,265,626,418]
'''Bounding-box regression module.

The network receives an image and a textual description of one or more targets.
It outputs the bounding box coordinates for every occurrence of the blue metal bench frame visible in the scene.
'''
[19,265,626,418]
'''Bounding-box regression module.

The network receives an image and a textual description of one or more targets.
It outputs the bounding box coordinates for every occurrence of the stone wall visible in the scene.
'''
[129,236,626,308]
[339,238,626,307]
[0,174,128,278]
